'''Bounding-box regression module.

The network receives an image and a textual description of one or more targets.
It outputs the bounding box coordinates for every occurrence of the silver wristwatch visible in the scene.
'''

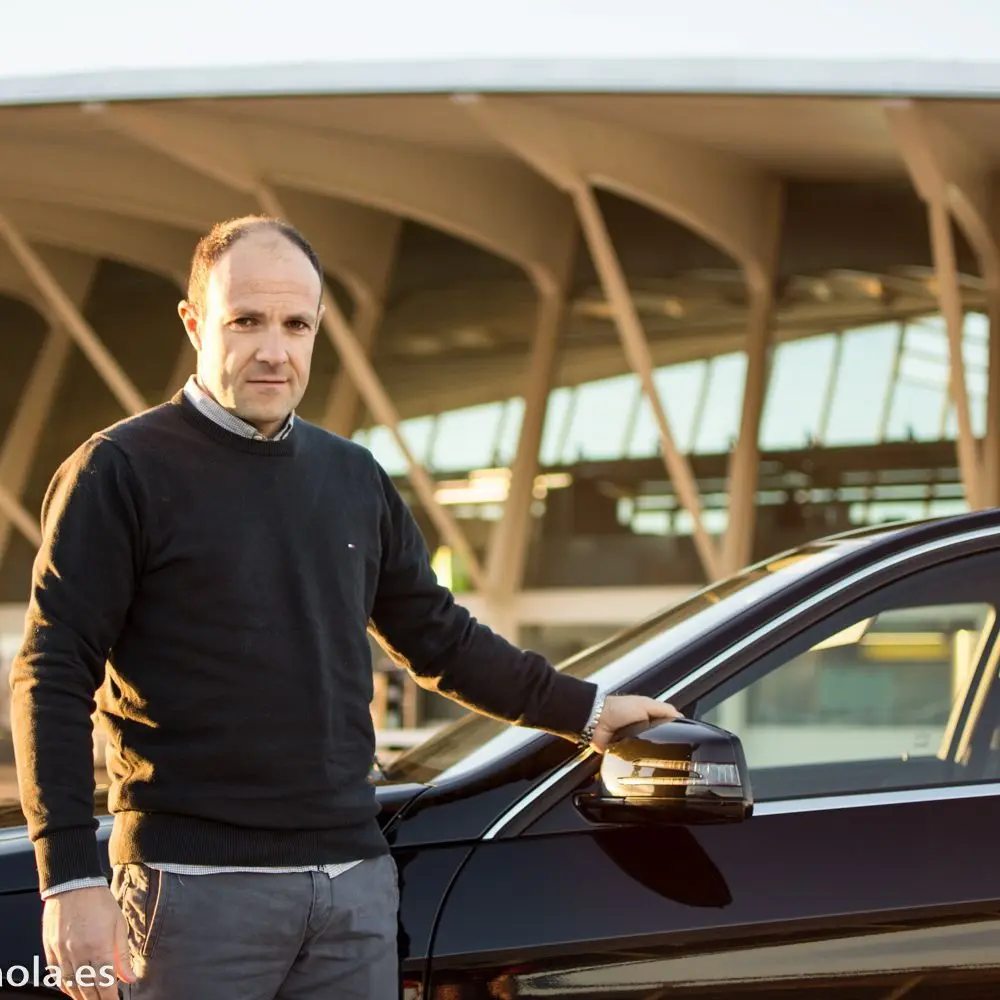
[580,693,606,744]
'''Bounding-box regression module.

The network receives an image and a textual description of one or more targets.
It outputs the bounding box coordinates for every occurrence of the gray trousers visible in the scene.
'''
[110,855,399,999]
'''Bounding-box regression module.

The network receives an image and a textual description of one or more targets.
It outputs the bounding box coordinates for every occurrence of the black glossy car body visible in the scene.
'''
[4,511,1000,997]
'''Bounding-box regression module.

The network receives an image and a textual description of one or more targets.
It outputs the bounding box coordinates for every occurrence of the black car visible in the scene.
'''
[3,510,1000,998]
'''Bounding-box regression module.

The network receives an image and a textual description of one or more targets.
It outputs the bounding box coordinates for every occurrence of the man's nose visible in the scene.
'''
[255,327,289,365]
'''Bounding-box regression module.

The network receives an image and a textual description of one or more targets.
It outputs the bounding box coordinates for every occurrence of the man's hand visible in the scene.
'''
[42,884,135,1000]
[590,694,683,752]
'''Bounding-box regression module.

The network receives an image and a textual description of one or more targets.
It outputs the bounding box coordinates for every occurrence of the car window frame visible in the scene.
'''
[482,522,1000,841]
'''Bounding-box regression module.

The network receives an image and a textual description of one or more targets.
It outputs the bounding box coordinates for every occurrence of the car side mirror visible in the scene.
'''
[575,717,753,826]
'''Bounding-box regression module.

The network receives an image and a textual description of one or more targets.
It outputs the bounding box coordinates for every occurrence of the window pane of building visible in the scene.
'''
[943,393,987,441]
[965,310,989,349]
[903,314,986,391]
[824,323,899,445]
[429,402,505,472]
[760,335,837,450]
[694,353,747,454]
[905,316,948,362]
[886,378,947,441]
[628,362,706,458]
[701,508,729,536]
[367,416,436,476]
[899,350,947,389]
[866,500,930,524]
[928,498,969,517]
[627,401,661,460]
[965,366,988,401]
[561,374,639,463]
[538,387,575,467]
[494,398,525,467]
[632,510,670,535]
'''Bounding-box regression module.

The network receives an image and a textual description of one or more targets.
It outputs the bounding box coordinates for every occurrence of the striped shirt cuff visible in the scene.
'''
[580,690,606,741]
[41,876,109,900]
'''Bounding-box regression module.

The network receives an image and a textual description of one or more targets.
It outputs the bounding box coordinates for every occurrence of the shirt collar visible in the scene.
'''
[182,376,295,442]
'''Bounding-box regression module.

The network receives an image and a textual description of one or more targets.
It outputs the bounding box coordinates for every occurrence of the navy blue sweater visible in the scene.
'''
[10,393,598,891]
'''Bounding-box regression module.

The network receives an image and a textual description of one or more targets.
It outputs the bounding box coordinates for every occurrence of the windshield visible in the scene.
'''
[382,532,889,784]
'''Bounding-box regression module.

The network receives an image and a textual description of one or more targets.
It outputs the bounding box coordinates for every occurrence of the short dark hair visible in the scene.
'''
[185,215,324,308]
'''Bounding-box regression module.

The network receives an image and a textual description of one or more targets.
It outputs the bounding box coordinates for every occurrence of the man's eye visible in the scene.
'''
[232,317,255,328]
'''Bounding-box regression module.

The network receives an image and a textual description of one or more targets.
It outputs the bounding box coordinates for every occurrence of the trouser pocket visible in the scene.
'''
[112,863,172,960]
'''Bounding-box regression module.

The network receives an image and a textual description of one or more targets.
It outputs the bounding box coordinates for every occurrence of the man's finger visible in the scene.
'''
[59,963,86,1000]
[63,949,103,1000]
[113,913,136,987]
[79,951,122,1000]
[92,954,124,1000]
[44,948,76,999]
[86,955,120,1000]
[73,962,104,1000]
[651,700,683,719]
[42,936,58,972]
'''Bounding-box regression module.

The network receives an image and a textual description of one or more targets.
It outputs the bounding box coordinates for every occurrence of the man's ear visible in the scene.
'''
[178,300,202,351]
[316,302,325,330]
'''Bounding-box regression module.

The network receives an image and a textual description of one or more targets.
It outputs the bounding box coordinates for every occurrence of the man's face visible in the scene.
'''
[178,231,323,437]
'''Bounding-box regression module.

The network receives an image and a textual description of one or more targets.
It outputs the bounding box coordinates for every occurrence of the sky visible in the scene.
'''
[3,0,1000,80]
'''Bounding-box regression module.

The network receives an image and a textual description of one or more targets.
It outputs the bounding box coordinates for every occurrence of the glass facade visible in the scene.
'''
[354,311,986,533]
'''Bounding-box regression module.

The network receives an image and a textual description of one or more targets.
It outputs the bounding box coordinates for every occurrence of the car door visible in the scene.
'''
[424,548,1000,999]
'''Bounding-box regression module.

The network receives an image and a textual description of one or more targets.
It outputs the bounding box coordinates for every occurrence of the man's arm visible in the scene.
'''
[369,463,597,741]
[10,436,144,893]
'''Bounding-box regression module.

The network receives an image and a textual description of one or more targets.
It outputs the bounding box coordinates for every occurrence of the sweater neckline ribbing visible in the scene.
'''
[173,391,298,457]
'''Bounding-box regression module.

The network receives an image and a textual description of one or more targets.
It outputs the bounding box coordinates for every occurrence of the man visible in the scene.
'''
[10,216,680,1000]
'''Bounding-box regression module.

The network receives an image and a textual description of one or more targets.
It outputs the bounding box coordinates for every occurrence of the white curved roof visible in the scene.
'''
[6,0,1000,105]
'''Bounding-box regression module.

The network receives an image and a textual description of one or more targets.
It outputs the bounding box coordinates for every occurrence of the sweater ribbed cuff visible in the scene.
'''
[540,675,600,741]
[34,828,105,895]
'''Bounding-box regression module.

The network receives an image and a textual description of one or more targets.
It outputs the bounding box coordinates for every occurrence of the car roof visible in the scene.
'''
[765,507,1000,564]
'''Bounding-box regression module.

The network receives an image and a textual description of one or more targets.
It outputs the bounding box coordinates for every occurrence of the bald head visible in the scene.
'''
[185,215,323,312]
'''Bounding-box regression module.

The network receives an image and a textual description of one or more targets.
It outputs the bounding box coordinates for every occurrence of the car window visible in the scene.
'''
[382,535,889,784]
[697,600,997,801]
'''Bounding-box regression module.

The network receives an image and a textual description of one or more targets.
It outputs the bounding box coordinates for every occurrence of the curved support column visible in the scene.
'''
[0,486,39,550]
[985,198,1000,509]
[0,255,97,558]
[885,100,995,509]
[0,220,146,415]
[0,131,253,231]
[721,278,779,575]
[0,328,70,556]
[99,104,575,295]
[0,199,195,282]
[455,95,780,291]
[461,96,785,580]
[482,288,568,639]
[928,200,985,509]
[322,294,382,436]
[575,185,721,580]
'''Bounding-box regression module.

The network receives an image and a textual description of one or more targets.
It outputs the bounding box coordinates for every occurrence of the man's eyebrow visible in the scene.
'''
[226,308,316,325]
